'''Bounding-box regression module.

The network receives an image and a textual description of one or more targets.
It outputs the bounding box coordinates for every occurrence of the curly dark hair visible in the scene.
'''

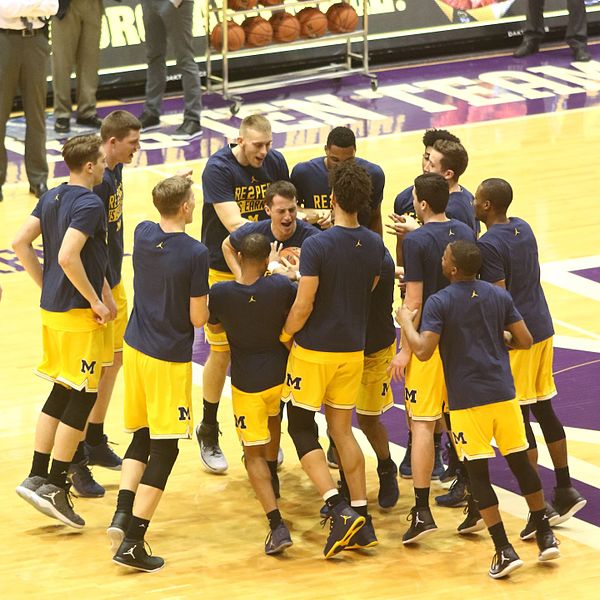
[328,160,371,215]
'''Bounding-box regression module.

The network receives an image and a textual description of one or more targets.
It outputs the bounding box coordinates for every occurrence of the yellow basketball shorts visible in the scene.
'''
[356,343,395,416]
[450,399,528,461]
[110,280,128,353]
[281,344,364,411]
[404,347,448,421]
[204,268,235,352]
[510,337,557,405]
[37,308,106,392]
[123,342,193,439]
[232,383,282,446]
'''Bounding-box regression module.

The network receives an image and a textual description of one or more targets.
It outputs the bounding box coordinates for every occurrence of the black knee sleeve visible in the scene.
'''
[140,439,179,491]
[443,412,452,431]
[530,400,565,444]
[287,404,322,460]
[61,390,96,431]
[124,428,151,464]
[41,384,70,419]
[505,450,542,496]
[521,405,537,450]
[464,459,498,510]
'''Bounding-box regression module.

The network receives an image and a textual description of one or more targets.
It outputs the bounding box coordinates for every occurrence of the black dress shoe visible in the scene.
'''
[54,118,70,134]
[29,182,48,198]
[513,40,539,58]
[76,115,102,128]
[572,46,592,62]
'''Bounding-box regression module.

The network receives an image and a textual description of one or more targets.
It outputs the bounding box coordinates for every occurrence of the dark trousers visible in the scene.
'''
[524,0,587,48]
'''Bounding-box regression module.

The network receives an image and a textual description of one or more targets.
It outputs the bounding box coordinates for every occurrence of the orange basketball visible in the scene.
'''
[260,0,283,5]
[280,246,301,266]
[269,12,301,43]
[327,2,358,33]
[228,0,257,10]
[210,21,245,51]
[243,16,273,47]
[297,8,328,38]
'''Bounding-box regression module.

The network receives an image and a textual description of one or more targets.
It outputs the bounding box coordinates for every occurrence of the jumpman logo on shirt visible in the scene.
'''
[514,228,520,236]
[355,240,362,247]
[449,229,455,236]
[156,241,165,249]
[471,290,478,298]
[249,296,256,303]
[250,176,258,184]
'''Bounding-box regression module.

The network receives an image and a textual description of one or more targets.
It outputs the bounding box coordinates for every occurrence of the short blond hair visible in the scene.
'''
[240,114,271,136]
[152,176,193,217]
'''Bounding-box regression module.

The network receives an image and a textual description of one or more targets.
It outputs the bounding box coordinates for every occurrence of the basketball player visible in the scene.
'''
[290,126,385,233]
[109,175,209,572]
[475,177,586,538]
[13,134,111,528]
[281,160,385,557]
[222,180,318,280]
[397,240,560,579]
[199,115,289,473]
[68,110,141,497]
[388,173,475,544]
[208,233,296,555]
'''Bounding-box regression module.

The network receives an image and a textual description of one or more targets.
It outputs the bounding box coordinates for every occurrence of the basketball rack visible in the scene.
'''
[204,0,377,115]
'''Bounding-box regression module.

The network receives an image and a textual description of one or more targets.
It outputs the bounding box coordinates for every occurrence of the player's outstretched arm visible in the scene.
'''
[190,295,209,328]
[222,236,242,279]
[398,305,439,362]
[214,201,248,233]
[12,216,43,289]
[58,228,110,324]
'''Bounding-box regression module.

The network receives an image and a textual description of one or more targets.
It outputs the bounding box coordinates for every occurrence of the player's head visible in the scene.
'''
[329,160,371,216]
[100,110,141,165]
[62,134,106,185]
[152,175,195,224]
[474,178,513,222]
[425,139,468,183]
[413,173,449,219]
[265,181,298,240]
[421,129,460,170]
[442,240,481,281]
[239,232,271,270]
[325,126,356,168]
[237,114,272,168]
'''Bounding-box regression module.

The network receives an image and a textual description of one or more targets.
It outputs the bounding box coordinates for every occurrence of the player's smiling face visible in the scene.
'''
[112,129,141,164]
[325,144,355,169]
[266,194,297,239]
[239,127,272,167]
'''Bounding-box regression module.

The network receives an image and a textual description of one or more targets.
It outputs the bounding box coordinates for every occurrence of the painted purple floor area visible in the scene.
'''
[572,267,600,284]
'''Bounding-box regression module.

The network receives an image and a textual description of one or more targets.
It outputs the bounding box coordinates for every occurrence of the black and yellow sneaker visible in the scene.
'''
[489,544,524,579]
[344,514,378,550]
[322,503,365,558]
[402,506,438,544]
[113,539,164,573]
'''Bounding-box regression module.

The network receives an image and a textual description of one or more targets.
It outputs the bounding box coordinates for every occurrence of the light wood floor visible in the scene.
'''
[1,105,599,599]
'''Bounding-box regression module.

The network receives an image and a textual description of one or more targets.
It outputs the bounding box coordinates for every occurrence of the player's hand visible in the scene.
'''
[280,256,300,280]
[91,300,111,325]
[269,241,283,264]
[175,168,193,179]
[395,266,406,294]
[503,330,515,349]
[386,214,419,238]
[397,305,418,329]
[102,287,117,321]
[387,348,410,381]
[317,210,333,229]
[281,337,293,351]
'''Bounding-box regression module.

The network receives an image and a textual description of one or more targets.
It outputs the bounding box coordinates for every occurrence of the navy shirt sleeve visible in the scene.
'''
[229,222,257,251]
[70,197,104,238]
[420,294,445,335]
[503,290,523,326]
[31,197,43,219]
[202,160,235,204]
[402,234,423,282]
[191,246,210,297]
[478,238,506,283]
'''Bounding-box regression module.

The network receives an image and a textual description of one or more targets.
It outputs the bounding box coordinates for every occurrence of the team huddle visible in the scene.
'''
[11,113,586,579]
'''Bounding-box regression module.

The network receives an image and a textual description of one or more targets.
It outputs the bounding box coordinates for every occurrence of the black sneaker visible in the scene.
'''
[377,461,399,510]
[519,502,560,540]
[139,112,160,130]
[107,510,131,553]
[326,443,338,469]
[86,435,122,470]
[435,471,468,507]
[54,118,70,134]
[76,115,102,128]
[344,514,378,550]
[457,497,485,535]
[34,482,85,528]
[399,443,412,478]
[402,506,438,544]
[264,522,293,555]
[440,441,459,483]
[172,119,202,140]
[551,486,587,525]
[113,539,164,572]
[322,503,365,558]
[536,528,560,561]
[68,461,105,498]
[432,441,445,480]
[196,422,228,473]
[489,544,524,579]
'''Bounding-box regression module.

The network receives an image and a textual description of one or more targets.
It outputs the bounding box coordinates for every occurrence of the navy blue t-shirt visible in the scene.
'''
[295,225,385,353]
[403,219,476,306]
[290,156,385,228]
[93,163,124,287]
[478,217,553,344]
[229,218,318,251]
[447,187,478,235]
[201,145,289,272]
[365,248,397,355]
[125,221,209,362]
[394,185,416,219]
[32,183,108,312]
[208,275,297,393]
[420,280,522,410]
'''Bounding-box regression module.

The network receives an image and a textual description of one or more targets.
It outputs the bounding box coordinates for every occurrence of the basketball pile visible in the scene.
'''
[210,2,359,51]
